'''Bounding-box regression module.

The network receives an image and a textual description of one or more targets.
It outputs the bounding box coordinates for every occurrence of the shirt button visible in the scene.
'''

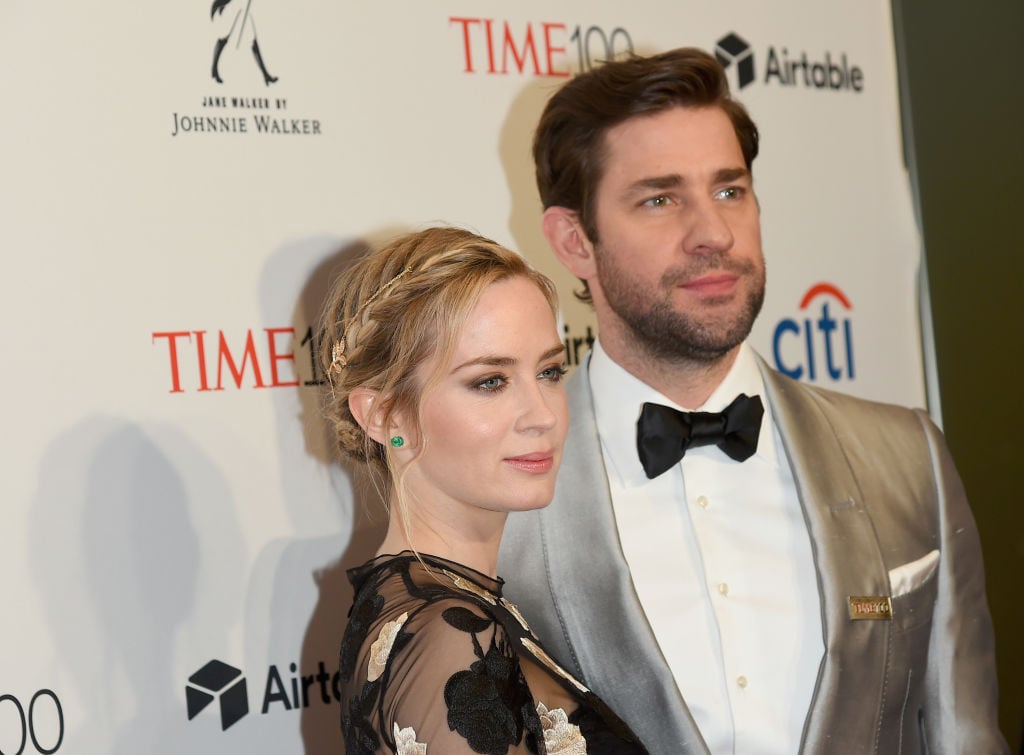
[737,676,748,688]
[717,582,729,596]
[696,495,709,509]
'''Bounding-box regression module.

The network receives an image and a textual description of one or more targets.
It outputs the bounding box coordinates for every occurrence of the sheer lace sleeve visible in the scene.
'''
[342,553,649,754]
[345,593,543,754]
[390,597,545,753]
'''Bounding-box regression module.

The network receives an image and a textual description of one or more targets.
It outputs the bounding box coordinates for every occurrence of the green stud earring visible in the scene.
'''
[389,436,404,448]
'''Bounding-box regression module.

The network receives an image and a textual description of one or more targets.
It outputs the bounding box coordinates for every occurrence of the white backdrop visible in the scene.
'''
[1,2,922,753]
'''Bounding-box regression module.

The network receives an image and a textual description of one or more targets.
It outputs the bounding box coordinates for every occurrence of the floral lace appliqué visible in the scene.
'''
[442,606,528,752]
[442,569,498,605]
[367,611,408,682]
[521,637,589,694]
[537,702,587,754]
[393,722,427,755]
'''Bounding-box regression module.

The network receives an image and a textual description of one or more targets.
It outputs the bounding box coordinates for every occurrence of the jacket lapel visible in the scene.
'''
[758,358,890,751]
[542,367,710,753]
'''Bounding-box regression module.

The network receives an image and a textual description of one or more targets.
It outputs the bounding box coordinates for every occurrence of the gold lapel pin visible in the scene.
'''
[848,596,893,620]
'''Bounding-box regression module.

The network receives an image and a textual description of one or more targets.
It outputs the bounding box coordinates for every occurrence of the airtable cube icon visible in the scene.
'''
[186,659,250,730]
[716,33,756,89]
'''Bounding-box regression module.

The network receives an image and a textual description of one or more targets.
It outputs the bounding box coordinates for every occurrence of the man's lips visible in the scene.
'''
[679,273,739,296]
[504,452,555,474]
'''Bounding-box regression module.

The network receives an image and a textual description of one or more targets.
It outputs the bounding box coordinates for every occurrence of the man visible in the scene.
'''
[498,48,1005,754]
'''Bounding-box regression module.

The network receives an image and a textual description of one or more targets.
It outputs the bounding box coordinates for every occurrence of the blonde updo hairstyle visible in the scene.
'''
[319,226,558,515]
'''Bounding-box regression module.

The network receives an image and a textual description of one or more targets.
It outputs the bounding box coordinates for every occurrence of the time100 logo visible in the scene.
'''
[0,690,64,755]
[450,17,634,76]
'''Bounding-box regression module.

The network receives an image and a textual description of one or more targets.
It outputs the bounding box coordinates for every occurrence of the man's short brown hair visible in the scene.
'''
[534,47,759,257]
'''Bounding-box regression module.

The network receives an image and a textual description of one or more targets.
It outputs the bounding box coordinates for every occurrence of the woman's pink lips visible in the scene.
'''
[504,452,555,474]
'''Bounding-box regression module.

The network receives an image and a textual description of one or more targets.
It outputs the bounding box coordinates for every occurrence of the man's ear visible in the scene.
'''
[348,387,389,446]
[541,206,598,281]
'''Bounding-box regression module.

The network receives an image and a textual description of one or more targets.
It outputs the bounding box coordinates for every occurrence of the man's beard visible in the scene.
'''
[595,247,765,365]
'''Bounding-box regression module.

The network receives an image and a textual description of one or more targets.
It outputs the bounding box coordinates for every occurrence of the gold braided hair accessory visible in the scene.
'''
[329,265,414,374]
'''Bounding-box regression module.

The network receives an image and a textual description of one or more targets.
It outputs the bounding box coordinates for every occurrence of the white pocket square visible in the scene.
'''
[888,549,940,598]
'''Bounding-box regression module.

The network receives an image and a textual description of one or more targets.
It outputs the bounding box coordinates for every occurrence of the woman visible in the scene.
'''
[321,227,648,754]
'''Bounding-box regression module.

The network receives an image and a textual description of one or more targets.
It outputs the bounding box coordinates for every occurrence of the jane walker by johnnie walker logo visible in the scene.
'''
[168,0,326,137]
[210,0,278,87]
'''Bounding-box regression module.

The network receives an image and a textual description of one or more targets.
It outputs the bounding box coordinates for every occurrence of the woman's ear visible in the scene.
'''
[541,206,598,281]
[350,388,415,450]
[348,387,389,446]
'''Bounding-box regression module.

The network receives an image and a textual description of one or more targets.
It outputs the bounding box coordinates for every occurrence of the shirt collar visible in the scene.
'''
[588,339,781,486]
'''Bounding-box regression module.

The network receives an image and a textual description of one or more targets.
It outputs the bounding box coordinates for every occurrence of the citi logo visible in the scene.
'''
[186,660,249,731]
[186,657,342,733]
[772,283,855,382]
[716,32,864,92]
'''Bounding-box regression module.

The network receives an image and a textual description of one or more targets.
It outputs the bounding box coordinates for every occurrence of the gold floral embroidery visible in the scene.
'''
[393,722,427,755]
[442,569,497,605]
[521,637,589,694]
[367,612,408,682]
[499,597,531,632]
[536,702,587,754]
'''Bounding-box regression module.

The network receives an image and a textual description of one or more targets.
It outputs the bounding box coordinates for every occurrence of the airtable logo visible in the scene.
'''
[185,657,343,734]
[715,31,864,93]
[772,283,856,383]
[186,660,249,730]
[715,33,756,89]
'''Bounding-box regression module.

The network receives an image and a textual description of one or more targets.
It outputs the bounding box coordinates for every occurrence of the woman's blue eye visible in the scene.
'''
[477,376,505,391]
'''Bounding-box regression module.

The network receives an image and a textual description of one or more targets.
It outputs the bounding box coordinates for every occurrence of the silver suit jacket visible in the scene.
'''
[498,353,1006,754]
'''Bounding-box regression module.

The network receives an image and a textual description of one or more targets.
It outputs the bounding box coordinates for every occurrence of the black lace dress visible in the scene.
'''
[340,552,648,754]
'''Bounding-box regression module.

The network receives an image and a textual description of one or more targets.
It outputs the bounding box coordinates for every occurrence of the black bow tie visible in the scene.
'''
[636,394,765,479]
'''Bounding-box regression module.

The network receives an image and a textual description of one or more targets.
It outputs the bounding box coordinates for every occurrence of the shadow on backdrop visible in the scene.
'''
[253,230,410,754]
[30,418,242,754]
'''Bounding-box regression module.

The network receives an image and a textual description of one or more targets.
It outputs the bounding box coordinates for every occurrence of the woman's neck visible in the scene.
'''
[376,511,506,578]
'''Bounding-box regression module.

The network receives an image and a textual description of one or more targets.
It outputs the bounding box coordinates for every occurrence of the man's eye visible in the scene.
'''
[644,195,670,207]
[715,187,742,200]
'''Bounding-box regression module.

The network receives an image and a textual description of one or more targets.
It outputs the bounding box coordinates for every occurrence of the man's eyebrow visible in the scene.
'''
[622,174,684,197]
[713,167,750,183]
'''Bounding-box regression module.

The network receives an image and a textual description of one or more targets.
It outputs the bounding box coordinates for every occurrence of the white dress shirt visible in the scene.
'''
[589,340,824,755]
